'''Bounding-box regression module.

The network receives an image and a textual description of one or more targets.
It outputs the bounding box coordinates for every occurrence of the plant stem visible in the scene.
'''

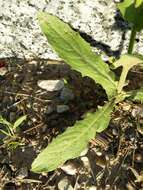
[128,25,137,54]
[117,68,128,93]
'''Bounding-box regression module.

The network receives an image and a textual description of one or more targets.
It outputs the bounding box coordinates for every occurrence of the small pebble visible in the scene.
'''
[112,128,118,136]
[81,156,90,167]
[56,105,69,113]
[61,162,78,175]
[37,80,64,91]
[60,87,74,102]
[0,67,7,76]
[95,151,102,156]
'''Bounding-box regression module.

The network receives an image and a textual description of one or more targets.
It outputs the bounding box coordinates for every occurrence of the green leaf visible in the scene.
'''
[13,115,27,130]
[0,129,11,137]
[0,116,12,129]
[117,0,143,31]
[96,103,114,133]
[113,54,143,93]
[37,12,117,98]
[135,0,143,7]
[127,88,143,102]
[113,54,143,70]
[31,101,114,173]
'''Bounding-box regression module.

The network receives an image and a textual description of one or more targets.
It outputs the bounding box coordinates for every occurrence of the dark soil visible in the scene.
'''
[0,57,143,190]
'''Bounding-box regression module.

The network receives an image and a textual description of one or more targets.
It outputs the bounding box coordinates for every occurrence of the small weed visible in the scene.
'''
[30,1,143,173]
[0,115,27,149]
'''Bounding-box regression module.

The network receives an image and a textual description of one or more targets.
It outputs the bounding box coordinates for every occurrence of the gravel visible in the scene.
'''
[1,0,143,59]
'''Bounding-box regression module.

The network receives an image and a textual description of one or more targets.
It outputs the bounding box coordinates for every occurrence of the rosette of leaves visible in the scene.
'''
[31,12,143,173]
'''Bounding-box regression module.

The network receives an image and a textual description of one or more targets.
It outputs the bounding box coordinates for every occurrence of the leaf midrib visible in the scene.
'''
[48,103,112,158]
[42,18,116,87]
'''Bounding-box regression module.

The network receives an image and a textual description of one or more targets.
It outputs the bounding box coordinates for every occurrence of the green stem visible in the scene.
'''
[128,25,137,54]
[117,68,128,93]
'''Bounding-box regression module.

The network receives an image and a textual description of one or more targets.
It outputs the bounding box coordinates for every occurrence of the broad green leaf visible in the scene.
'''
[37,12,117,98]
[113,54,143,93]
[31,101,114,173]
[118,0,143,31]
[113,54,143,70]
[13,115,27,130]
[127,88,143,102]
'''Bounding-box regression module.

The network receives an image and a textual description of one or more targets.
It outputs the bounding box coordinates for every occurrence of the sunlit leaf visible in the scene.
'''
[31,101,114,173]
[113,54,143,70]
[13,115,27,130]
[0,129,10,137]
[135,0,143,7]
[0,116,12,129]
[113,54,143,92]
[37,12,117,98]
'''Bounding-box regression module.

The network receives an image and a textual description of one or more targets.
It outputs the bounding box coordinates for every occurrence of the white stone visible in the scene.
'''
[61,163,77,175]
[0,67,7,76]
[37,80,64,91]
[80,156,90,167]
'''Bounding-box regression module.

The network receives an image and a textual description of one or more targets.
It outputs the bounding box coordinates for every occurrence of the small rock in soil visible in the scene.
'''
[0,67,7,76]
[60,161,79,175]
[58,177,73,190]
[56,105,69,113]
[37,80,64,91]
[80,156,90,168]
[60,87,74,102]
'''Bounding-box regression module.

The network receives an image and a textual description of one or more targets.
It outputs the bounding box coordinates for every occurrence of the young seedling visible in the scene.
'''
[31,1,143,173]
[0,115,27,138]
